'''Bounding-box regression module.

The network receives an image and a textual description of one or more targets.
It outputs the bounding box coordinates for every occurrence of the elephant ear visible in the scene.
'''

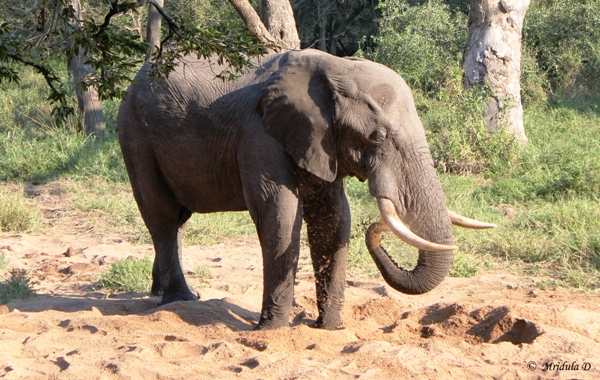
[259,54,337,182]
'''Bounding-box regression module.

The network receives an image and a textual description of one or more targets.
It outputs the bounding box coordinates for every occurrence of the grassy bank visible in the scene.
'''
[1,69,599,292]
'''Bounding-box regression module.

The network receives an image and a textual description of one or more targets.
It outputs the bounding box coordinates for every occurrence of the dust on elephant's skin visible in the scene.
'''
[118,49,475,330]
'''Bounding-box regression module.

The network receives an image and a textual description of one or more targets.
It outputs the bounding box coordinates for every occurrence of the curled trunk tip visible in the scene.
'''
[365,220,453,294]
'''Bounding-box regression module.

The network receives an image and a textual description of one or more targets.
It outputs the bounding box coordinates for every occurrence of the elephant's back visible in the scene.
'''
[125,57,235,119]
[120,53,293,134]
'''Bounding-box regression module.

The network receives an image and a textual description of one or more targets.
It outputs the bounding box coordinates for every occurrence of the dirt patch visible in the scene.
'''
[0,186,599,379]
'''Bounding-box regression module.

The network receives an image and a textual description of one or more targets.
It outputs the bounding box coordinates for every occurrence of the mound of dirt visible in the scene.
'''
[1,229,599,379]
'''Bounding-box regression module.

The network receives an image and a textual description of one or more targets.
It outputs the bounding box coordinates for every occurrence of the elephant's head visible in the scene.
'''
[259,50,494,294]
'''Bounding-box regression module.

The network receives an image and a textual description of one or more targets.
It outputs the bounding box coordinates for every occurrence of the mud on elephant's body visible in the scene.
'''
[118,49,494,330]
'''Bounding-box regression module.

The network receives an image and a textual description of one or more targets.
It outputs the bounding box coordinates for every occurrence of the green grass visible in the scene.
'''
[183,212,255,246]
[0,187,44,232]
[0,126,127,184]
[0,253,8,270]
[435,97,600,289]
[0,272,35,304]
[191,266,213,287]
[98,257,153,293]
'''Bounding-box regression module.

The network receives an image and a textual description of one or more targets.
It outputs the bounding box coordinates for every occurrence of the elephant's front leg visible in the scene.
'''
[241,154,303,329]
[246,187,303,329]
[301,179,351,329]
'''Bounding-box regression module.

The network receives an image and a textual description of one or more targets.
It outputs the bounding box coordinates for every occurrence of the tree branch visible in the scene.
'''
[7,53,65,103]
[331,0,371,40]
[10,0,40,16]
[147,0,179,29]
[96,1,147,38]
[227,0,278,52]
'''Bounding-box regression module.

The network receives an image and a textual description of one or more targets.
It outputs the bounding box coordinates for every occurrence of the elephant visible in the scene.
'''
[117,49,495,330]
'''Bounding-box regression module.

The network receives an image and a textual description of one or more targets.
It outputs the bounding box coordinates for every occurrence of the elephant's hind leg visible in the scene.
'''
[150,206,195,304]
[121,147,196,304]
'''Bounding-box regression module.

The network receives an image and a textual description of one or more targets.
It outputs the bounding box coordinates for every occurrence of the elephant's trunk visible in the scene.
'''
[365,197,455,294]
[366,197,495,294]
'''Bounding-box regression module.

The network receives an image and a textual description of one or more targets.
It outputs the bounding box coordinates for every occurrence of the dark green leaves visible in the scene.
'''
[1,1,268,126]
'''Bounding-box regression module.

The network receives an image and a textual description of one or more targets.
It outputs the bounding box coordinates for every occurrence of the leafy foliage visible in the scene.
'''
[0,0,267,125]
[365,0,467,95]
[293,0,379,56]
[524,0,600,94]
[0,272,35,304]
[422,83,519,174]
[0,253,8,270]
[0,188,44,232]
[98,257,153,293]
[478,100,600,203]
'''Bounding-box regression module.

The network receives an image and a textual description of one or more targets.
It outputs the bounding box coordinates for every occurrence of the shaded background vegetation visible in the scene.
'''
[1,0,599,292]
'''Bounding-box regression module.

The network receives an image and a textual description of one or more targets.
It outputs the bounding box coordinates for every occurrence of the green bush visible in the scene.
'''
[479,101,600,203]
[367,0,467,95]
[98,257,153,293]
[0,272,35,304]
[520,42,550,107]
[0,189,44,232]
[0,253,8,270]
[422,84,519,174]
[524,0,600,94]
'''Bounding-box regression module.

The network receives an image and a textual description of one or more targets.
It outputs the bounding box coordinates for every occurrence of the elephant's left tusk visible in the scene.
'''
[447,210,497,229]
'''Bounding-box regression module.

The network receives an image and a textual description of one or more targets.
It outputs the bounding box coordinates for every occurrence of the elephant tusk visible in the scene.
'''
[377,198,457,252]
[447,210,497,229]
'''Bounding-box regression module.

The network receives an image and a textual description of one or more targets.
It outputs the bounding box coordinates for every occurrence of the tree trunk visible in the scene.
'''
[67,0,105,137]
[318,22,327,51]
[228,0,278,51]
[228,0,300,51]
[145,0,164,60]
[258,0,300,50]
[463,0,529,143]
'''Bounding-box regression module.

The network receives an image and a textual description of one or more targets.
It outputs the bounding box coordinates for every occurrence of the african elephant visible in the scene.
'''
[117,49,494,330]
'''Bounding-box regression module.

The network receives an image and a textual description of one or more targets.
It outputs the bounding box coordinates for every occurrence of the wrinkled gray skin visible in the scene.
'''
[118,49,454,330]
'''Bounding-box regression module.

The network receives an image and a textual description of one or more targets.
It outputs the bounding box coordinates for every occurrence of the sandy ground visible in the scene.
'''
[1,186,599,379]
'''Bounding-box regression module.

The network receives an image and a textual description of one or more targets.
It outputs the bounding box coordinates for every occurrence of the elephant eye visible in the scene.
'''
[369,130,387,143]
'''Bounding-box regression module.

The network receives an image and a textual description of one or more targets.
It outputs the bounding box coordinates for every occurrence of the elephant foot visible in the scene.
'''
[253,311,290,330]
[313,314,343,330]
[160,289,198,305]
[151,279,163,297]
[253,319,289,331]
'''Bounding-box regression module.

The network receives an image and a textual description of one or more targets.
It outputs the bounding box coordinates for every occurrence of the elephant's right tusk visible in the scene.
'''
[377,198,457,252]
[448,210,497,229]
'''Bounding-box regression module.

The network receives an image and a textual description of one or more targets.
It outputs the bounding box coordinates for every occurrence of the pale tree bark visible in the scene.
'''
[145,0,164,60]
[318,22,327,51]
[463,0,530,143]
[228,0,300,51]
[258,0,300,50]
[68,0,105,137]
[228,0,278,51]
